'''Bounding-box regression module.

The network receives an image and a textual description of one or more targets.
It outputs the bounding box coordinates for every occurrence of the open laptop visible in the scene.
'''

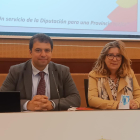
[0,91,21,112]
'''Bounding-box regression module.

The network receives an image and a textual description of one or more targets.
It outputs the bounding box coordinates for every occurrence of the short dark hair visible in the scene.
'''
[29,33,53,51]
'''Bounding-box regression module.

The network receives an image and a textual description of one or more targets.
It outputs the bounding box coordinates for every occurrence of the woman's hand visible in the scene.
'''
[130,100,138,109]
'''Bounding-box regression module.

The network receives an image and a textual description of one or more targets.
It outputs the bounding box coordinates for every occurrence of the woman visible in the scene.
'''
[88,40,140,109]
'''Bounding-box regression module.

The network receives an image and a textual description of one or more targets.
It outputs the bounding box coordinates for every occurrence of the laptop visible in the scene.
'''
[0,91,21,112]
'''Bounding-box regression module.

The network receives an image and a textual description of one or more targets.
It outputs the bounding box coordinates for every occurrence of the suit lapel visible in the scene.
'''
[117,78,127,101]
[23,60,32,100]
[103,78,127,101]
[103,79,113,100]
[49,62,58,99]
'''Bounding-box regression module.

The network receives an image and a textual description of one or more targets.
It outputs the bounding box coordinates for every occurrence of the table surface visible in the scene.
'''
[0,110,139,140]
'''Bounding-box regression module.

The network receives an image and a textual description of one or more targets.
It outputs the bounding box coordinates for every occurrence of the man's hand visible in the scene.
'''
[45,100,54,111]
[27,95,54,111]
[130,100,138,109]
[27,95,50,111]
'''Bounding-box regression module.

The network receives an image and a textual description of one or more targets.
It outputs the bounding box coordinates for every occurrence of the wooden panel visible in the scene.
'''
[0,74,7,87]
[0,58,140,73]
[0,38,140,73]
[0,38,140,59]
[135,74,140,86]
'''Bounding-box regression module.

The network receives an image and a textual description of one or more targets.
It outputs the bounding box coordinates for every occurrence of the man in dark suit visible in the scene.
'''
[0,34,81,111]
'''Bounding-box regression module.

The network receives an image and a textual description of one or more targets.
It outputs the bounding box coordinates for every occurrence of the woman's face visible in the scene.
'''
[105,47,122,73]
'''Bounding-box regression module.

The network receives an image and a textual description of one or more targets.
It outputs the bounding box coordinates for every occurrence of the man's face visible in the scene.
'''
[30,41,52,70]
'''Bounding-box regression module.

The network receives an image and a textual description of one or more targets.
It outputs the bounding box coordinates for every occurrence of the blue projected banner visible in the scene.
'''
[0,0,140,38]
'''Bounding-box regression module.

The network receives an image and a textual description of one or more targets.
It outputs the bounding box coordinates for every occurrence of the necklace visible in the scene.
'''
[109,76,118,81]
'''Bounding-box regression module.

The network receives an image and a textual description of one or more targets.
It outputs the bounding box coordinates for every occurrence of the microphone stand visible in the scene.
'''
[52,71,61,111]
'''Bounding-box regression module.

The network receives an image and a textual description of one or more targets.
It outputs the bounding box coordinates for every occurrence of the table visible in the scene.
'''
[0,110,139,140]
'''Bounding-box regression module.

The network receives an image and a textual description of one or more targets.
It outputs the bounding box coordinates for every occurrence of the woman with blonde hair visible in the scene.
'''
[88,40,140,109]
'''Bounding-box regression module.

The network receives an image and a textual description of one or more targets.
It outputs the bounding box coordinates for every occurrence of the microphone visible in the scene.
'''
[52,71,61,111]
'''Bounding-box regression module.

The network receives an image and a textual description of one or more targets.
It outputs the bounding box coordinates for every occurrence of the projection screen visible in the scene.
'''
[0,0,140,40]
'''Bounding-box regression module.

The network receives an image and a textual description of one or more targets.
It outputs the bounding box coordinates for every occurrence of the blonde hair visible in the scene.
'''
[93,40,132,77]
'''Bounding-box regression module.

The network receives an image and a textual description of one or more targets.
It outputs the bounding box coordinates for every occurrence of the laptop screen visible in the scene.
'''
[0,91,21,112]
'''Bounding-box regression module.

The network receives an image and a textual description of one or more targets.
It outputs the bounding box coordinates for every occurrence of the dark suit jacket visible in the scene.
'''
[0,60,81,111]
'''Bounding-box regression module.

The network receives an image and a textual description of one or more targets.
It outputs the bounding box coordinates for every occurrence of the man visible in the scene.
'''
[0,34,81,111]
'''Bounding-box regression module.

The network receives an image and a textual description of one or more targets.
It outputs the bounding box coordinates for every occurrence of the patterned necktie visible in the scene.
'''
[37,72,45,95]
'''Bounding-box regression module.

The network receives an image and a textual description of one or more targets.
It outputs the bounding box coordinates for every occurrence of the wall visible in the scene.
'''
[0,37,140,73]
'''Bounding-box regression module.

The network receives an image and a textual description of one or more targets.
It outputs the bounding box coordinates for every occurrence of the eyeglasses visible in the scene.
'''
[106,54,122,61]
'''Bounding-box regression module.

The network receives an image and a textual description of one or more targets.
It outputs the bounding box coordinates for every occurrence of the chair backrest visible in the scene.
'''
[71,73,88,107]
[84,79,89,107]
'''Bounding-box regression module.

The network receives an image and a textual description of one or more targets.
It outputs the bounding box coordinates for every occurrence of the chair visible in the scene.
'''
[71,73,88,107]
[84,79,89,107]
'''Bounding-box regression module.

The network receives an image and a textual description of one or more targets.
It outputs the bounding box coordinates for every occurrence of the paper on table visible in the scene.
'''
[68,107,94,111]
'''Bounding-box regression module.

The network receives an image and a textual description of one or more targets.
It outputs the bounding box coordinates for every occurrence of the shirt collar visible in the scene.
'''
[31,62,49,76]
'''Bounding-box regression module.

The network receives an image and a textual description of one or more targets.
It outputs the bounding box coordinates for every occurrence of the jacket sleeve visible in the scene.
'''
[88,71,119,109]
[0,66,28,111]
[132,73,140,108]
[51,67,81,111]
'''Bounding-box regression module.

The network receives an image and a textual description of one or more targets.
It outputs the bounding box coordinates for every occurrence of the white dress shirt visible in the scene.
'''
[23,63,55,110]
